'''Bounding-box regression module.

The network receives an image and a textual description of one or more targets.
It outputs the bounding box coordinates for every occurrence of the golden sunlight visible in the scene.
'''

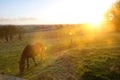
[77,0,114,25]
[43,0,115,25]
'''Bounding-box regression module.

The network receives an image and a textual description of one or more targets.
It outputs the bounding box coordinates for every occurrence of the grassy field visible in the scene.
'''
[0,28,120,80]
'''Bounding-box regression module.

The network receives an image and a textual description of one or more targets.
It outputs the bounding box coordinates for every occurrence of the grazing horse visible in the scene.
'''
[19,42,44,74]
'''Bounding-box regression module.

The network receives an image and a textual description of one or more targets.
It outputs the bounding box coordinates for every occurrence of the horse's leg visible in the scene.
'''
[40,48,43,62]
[32,57,37,66]
[26,58,29,69]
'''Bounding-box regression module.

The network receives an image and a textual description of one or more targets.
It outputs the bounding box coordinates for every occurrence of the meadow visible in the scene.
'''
[0,25,120,80]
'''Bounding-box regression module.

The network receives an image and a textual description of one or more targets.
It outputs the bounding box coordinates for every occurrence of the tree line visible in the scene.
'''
[0,25,24,42]
[105,0,120,31]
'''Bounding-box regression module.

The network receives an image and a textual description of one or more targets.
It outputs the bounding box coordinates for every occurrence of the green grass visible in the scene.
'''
[0,31,120,80]
[29,47,120,80]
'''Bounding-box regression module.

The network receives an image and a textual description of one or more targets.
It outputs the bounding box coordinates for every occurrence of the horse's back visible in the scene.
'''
[22,45,35,58]
[34,42,44,51]
[22,43,44,58]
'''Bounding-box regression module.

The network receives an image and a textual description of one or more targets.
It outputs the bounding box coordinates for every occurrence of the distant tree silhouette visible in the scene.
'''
[16,27,24,41]
[105,0,120,31]
[0,26,6,41]
[0,25,24,42]
[4,25,17,41]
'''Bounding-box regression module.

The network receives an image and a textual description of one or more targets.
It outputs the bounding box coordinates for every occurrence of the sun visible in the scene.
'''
[42,0,115,24]
[76,0,114,25]
[87,13,105,27]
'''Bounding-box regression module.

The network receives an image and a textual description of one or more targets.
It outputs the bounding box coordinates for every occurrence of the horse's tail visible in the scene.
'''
[40,45,44,62]
[34,42,44,62]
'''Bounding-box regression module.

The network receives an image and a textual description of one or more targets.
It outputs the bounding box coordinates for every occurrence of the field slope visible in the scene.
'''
[0,31,120,80]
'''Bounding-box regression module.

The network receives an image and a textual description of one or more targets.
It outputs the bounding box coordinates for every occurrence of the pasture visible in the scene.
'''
[0,26,120,80]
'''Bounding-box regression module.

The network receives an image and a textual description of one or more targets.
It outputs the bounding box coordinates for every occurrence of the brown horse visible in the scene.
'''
[19,42,44,74]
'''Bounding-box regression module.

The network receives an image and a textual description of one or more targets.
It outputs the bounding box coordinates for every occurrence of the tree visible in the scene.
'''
[0,26,6,40]
[4,25,17,41]
[16,27,25,41]
[0,25,25,42]
[105,0,120,31]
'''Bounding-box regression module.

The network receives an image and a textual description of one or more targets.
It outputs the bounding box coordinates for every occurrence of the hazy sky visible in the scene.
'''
[0,0,115,24]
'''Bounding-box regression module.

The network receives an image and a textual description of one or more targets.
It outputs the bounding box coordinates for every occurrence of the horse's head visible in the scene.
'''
[19,61,25,75]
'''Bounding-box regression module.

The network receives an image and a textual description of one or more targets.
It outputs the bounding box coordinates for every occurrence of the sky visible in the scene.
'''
[0,0,115,24]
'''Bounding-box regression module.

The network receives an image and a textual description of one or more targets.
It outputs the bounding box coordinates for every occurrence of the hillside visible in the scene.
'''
[0,28,120,80]
[21,47,120,80]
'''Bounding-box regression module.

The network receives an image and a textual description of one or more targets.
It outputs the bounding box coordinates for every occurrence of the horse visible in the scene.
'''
[19,42,44,74]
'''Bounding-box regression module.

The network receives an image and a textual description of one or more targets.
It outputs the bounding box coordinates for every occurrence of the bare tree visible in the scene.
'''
[0,25,24,42]
[105,0,120,31]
